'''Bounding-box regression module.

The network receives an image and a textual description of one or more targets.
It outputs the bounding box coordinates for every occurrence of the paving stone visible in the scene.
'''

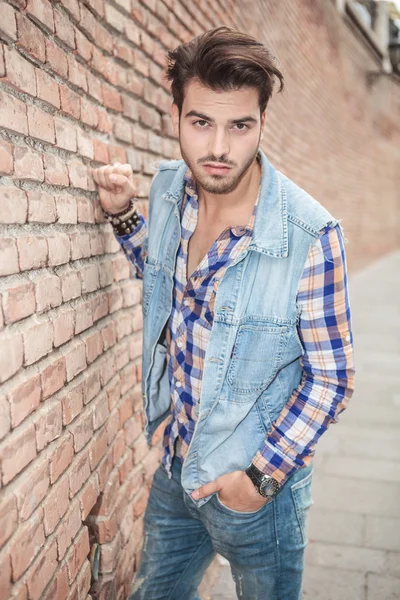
[302,565,365,600]
[306,541,387,574]
[322,456,400,484]
[366,574,400,600]
[308,508,364,546]
[365,517,400,552]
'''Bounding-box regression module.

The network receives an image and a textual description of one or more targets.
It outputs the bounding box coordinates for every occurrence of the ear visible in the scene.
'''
[170,103,179,137]
[260,110,267,136]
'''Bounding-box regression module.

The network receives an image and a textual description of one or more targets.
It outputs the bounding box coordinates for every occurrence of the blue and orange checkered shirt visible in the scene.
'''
[116,166,355,488]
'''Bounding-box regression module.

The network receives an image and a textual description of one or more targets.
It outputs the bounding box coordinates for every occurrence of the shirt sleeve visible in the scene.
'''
[113,213,148,280]
[251,222,355,488]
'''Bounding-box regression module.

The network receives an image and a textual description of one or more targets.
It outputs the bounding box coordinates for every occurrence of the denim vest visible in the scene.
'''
[141,148,339,508]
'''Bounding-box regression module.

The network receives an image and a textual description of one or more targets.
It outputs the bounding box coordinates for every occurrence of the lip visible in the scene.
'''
[203,164,232,175]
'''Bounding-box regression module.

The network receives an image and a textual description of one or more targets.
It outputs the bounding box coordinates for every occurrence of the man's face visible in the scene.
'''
[171,79,266,195]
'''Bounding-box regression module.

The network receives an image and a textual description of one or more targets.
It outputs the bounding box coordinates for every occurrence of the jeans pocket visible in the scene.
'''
[214,492,268,516]
[290,469,314,546]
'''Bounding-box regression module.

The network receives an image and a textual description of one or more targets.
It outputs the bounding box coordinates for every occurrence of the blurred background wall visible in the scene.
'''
[0,1,399,599]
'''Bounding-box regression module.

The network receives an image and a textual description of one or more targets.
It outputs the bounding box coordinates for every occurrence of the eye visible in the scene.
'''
[193,120,209,128]
[233,123,249,131]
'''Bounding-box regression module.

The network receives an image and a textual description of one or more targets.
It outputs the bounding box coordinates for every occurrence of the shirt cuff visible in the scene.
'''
[251,445,311,489]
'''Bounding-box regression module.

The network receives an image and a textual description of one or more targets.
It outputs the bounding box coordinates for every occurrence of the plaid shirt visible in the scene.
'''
[116,166,355,489]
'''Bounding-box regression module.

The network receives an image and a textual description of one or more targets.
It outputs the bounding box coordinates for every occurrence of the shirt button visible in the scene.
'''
[176,381,182,388]
[177,340,183,348]
[345,334,351,342]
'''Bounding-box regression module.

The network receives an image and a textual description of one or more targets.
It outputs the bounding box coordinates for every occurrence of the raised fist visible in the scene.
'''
[90,162,136,215]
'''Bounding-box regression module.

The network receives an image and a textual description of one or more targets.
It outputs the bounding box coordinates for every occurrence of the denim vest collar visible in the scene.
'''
[161,148,288,259]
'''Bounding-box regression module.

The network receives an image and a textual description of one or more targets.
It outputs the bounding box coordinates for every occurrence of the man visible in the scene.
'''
[91,26,355,600]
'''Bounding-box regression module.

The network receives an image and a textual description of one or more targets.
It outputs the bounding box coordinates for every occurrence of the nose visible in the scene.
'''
[208,127,230,160]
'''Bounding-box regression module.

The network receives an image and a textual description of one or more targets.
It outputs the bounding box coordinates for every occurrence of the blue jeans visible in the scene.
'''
[129,454,314,600]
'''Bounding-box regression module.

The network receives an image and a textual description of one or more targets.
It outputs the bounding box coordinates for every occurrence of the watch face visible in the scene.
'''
[260,477,278,497]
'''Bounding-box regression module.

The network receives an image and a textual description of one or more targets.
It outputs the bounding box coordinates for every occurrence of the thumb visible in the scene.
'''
[191,478,222,500]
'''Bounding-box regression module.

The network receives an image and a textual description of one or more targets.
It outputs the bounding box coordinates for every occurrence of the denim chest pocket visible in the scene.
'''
[142,257,160,317]
[226,322,287,394]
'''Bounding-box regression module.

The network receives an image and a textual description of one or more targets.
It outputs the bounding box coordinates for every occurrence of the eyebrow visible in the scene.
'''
[184,110,258,125]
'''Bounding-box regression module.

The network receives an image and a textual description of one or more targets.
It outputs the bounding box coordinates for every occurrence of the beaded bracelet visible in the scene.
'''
[102,198,141,236]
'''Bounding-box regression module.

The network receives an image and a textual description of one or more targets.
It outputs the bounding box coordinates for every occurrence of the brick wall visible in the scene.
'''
[0,1,398,599]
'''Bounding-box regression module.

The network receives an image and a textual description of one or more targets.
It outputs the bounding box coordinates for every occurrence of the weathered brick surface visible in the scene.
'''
[0,1,398,599]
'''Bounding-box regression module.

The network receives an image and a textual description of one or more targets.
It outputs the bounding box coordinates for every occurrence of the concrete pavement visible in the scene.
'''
[210,250,400,600]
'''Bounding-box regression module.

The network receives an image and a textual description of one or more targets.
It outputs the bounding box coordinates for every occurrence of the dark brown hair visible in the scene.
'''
[166,26,284,115]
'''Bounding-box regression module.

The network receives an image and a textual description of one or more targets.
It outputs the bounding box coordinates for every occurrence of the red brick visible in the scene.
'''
[9,510,45,580]
[0,139,13,174]
[91,292,109,322]
[26,538,58,600]
[79,4,96,39]
[0,492,18,548]
[0,394,10,440]
[97,447,114,491]
[77,196,95,224]
[82,368,101,405]
[43,475,69,535]
[60,0,80,21]
[35,68,60,108]
[75,300,93,334]
[2,279,35,324]
[35,402,62,451]
[93,138,109,164]
[42,152,70,186]
[54,117,77,151]
[112,429,125,465]
[9,373,41,427]
[61,381,83,425]
[66,526,90,584]
[68,160,87,189]
[118,449,133,484]
[91,468,120,517]
[26,0,54,32]
[69,449,91,497]
[79,473,100,519]
[56,195,78,223]
[75,558,91,599]
[75,27,92,62]
[41,563,69,600]
[45,37,68,78]
[0,90,28,135]
[61,268,81,302]
[23,319,53,365]
[99,531,121,573]
[60,84,81,120]
[0,186,28,223]
[142,446,162,480]
[77,129,94,159]
[132,486,149,519]
[17,234,48,270]
[14,458,49,521]
[67,55,88,91]
[51,306,75,348]
[3,46,37,96]
[0,552,11,600]
[56,500,81,560]
[81,264,99,293]
[27,189,56,223]
[41,355,67,399]
[48,232,71,265]
[132,434,148,466]
[69,408,93,452]
[34,272,62,312]
[92,392,109,431]
[90,511,118,544]
[0,332,23,384]
[80,96,98,129]
[14,145,44,181]
[85,330,103,364]
[69,230,91,261]
[65,341,87,381]
[16,12,46,63]
[96,108,113,134]
[0,3,17,40]
[49,432,74,483]
[101,84,122,112]
[27,104,56,144]
[88,427,108,470]
[54,7,75,49]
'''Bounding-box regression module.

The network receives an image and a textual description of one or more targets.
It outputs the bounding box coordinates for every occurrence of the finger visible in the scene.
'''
[112,163,133,178]
[191,479,221,500]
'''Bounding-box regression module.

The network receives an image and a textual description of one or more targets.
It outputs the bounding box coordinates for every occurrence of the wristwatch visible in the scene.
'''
[245,463,280,499]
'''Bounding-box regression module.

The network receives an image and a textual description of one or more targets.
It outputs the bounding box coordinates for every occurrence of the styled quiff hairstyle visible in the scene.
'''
[166,26,284,115]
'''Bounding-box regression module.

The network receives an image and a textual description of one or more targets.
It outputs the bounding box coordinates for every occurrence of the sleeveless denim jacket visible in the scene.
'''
[141,148,339,507]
